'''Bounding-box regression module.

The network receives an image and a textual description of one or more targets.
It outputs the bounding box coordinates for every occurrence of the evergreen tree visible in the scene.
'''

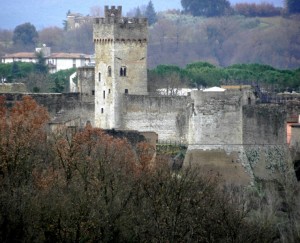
[35,52,48,74]
[12,23,38,50]
[11,62,21,80]
[145,1,157,25]
[286,0,300,14]
[135,7,142,18]
[181,0,231,17]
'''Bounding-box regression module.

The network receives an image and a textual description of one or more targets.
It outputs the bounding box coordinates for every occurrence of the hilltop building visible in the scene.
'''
[66,12,92,30]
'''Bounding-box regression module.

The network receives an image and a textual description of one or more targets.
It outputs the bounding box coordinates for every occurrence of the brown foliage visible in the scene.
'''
[0,95,49,178]
[0,96,297,242]
[234,3,281,17]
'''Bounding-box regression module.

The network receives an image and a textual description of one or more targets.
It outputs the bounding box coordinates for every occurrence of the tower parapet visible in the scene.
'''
[105,6,122,18]
[93,6,148,43]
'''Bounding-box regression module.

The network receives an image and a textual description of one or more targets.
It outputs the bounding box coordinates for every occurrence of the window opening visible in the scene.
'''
[108,66,112,77]
[125,89,128,94]
[294,160,300,181]
[98,72,101,82]
[120,66,127,77]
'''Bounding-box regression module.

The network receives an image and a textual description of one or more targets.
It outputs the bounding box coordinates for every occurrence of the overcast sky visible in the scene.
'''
[0,0,284,30]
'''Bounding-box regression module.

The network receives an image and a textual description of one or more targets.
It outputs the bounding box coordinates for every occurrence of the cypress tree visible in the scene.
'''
[145,1,157,25]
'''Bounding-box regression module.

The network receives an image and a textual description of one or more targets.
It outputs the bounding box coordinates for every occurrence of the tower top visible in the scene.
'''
[105,6,122,18]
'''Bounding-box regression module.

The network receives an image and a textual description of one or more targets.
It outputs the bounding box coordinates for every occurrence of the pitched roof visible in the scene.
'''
[50,53,90,59]
[3,52,36,58]
[2,52,91,60]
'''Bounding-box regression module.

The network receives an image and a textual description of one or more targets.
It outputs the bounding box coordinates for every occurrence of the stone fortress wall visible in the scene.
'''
[121,94,191,143]
[1,92,94,127]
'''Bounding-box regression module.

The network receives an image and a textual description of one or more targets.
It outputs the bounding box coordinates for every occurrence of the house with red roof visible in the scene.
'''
[1,45,92,73]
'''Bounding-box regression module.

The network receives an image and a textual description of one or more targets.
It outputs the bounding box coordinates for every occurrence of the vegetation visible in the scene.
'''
[234,3,282,17]
[148,13,300,69]
[0,62,75,93]
[12,22,38,51]
[181,0,231,17]
[286,0,300,14]
[148,62,300,92]
[145,0,157,25]
[49,68,76,93]
[0,96,299,242]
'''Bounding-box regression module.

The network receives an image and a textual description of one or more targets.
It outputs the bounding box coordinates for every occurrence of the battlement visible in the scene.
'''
[94,17,147,25]
[94,5,147,27]
[93,6,148,42]
[105,6,122,18]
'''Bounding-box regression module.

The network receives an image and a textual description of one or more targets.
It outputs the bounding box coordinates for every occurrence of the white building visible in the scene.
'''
[1,45,92,73]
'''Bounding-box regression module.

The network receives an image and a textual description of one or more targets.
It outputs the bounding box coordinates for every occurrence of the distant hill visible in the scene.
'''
[148,13,300,69]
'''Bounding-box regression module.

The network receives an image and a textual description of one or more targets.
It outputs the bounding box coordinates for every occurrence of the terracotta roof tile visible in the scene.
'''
[3,52,36,58]
[50,53,90,59]
[3,52,90,59]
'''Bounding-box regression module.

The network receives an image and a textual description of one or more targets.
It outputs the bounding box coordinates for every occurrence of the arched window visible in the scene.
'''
[108,66,112,77]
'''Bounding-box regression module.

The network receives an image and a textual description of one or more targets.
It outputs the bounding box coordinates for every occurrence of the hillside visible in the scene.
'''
[148,13,300,69]
[1,13,299,70]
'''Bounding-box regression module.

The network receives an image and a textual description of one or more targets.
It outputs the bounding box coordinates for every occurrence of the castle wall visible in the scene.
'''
[1,93,95,126]
[184,90,252,184]
[0,83,27,93]
[121,94,191,142]
[188,90,246,148]
[242,104,289,180]
[77,67,95,103]
[243,104,286,145]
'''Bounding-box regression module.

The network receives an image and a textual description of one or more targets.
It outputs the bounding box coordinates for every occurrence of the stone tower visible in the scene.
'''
[93,6,148,129]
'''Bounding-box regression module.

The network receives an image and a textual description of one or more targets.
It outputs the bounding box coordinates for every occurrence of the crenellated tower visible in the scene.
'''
[93,6,148,129]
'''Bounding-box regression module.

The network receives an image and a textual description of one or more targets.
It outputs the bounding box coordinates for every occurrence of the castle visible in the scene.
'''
[86,6,300,184]
[2,6,300,184]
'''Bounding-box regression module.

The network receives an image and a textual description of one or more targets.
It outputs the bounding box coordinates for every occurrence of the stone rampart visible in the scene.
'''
[243,104,286,145]
[121,94,191,143]
[1,93,95,126]
[0,83,27,93]
[188,90,245,147]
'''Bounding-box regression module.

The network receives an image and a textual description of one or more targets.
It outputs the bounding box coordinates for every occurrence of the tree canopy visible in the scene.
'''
[12,22,38,50]
[286,0,300,14]
[149,62,300,92]
[181,0,231,17]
